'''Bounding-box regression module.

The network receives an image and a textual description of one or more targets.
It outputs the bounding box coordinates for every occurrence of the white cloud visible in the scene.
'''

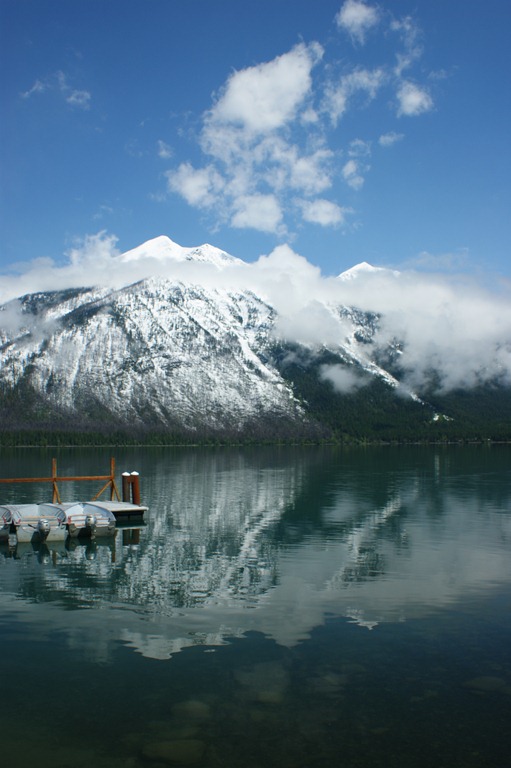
[263,142,334,195]
[323,67,385,125]
[164,10,435,235]
[0,232,120,303]
[65,89,91,109]
[299,199,350,226]
[207,42,323,134]
[20,80,47,99]
[320,363,367,393]
[396,81,433,116]
[378,131,404,147]
[20,70,91,110]
[390,16,423,76]
[342,159,365,190]
[300,107,319,125]
[67,231,120,266]
[165,42,346,233]
[323,86,347,124]
[255,243,321,280]
[290,151,334,194]
[334,268,511,392]
[349,138,371,157]
[230,194,283,233]
[166,163,225,208]
[275,302,348,346]
[57,71,91,110]
[336,0,380,45]
[157,140,173,159]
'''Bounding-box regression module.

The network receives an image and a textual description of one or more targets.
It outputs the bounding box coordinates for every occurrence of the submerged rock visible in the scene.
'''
[308,672,348,695]
[142,739,205,765]
[172,699,212,720]
[235,660,289,704]
[463,676,508,692]
[147,721,200,741]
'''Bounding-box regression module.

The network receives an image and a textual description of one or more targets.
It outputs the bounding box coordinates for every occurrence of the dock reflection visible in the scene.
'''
[0,446,510,661]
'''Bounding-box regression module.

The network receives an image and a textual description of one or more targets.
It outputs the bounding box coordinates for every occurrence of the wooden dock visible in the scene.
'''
[0,458,147,519]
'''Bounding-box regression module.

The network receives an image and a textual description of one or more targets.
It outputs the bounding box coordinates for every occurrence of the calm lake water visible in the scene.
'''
[1,445,511,768]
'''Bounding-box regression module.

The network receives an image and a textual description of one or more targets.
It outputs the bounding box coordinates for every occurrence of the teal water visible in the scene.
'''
[1,445,510,767]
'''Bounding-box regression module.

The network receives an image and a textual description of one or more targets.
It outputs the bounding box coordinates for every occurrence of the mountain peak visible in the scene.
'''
[119,236,241,268]
[119,236,184,263]
[338,262,398,280]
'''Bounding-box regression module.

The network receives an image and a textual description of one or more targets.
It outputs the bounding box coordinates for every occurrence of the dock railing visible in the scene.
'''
[0,457,121,504]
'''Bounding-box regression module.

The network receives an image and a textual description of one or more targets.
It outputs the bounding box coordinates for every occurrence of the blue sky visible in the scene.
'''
[1,0,510,288]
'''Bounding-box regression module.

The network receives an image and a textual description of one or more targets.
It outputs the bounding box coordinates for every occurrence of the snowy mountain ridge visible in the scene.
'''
[0,264,311,435]
[119,235,241,269]
[2,234,507,440]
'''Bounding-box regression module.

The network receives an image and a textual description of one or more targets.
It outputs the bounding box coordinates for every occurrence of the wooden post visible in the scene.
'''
[52,458,57,503]
[122,528,141,545]
[122,472,131,502]
[110,457,116,500]
[130,472,141,506]
[52,458,61,504]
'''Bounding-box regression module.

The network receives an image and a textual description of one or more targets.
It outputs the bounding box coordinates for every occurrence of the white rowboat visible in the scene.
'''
[0,504,67,543]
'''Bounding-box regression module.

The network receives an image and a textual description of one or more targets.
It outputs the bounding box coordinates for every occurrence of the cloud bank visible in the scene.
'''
[164,1,435,237]
[1,232,510,396]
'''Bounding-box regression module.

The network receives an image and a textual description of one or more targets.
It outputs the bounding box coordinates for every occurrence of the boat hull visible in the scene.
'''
[0,499,146,543]
[62,502,117,537]
[0,504,67,543]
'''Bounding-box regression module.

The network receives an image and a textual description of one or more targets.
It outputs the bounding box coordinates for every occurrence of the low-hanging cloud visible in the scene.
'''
[335,268,511,392]
[1,232,510,396]
[320,364,369,394]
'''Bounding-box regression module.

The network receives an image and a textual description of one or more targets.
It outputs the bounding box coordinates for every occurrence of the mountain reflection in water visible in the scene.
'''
[1,446,510,661]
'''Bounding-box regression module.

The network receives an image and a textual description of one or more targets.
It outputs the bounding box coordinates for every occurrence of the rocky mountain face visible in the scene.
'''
[0,280,302,436]
[0,237,509,442]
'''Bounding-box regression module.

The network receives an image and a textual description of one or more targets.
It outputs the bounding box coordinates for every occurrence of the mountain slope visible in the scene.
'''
[1,236,509,443]
[1,277,316,438]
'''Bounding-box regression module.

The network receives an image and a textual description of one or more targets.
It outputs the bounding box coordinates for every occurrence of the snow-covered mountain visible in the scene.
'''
[0,294,299,435]
[0,236,507,440]
[118,234,241,269]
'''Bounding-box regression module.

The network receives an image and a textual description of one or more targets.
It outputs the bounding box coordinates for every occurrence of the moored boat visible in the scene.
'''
[0,503,67,543]
[0,498,146,544]
[64,502,117,537]
[0,506,12,545]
